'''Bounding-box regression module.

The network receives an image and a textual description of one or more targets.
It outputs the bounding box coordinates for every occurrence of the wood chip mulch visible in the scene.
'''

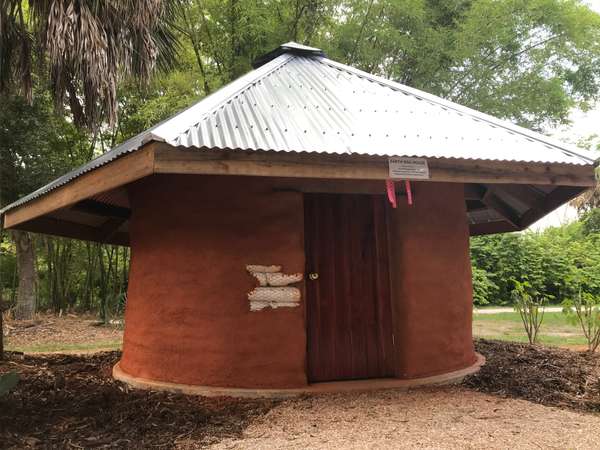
[465,338,600,413]
[0,351,278,449]
[0,339,599,448]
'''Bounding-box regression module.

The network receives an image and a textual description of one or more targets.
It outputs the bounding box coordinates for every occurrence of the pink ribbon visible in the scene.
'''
[405,180,413,206]
[386,179,397,208]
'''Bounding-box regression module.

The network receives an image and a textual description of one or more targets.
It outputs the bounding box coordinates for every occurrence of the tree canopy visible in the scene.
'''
[1,0,600,319]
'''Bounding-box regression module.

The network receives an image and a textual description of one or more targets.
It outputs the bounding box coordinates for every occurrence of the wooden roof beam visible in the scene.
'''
[71,199,131,219]
[481,189,520,230]
[153,145,596,187]
[464,184,485,201]
[470,221,517,235]
[2,142,595,233]
[2,146,154,229]
[485,184,544,209]
[519,186,585,228]
[98,217,129,243]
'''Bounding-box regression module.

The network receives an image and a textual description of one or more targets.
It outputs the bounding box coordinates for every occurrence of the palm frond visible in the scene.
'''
[0,0,183,129]
[0,0,33,101]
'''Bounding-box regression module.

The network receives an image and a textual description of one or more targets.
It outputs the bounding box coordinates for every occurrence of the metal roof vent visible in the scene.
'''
[252,41,325,68]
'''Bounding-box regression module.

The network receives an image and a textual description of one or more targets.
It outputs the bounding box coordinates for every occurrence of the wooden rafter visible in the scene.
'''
[481,190,520,229]
[98,217,129,243]
[464,184,485,200]
[519,186,585,228]
[485,184,544,210]
[14,216,129,246]
[72,199,131,219]
[2,146,153,228]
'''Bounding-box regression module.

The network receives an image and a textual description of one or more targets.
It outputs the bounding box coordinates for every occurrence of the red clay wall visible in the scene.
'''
[389,182,477,378]
[119,174,307,389]
[119,175,476,389]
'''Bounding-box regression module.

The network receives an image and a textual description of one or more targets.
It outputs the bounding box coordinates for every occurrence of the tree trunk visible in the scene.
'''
[12,230,36,320]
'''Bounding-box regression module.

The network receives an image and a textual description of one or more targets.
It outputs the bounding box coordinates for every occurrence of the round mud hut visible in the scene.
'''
[2,42,597,396]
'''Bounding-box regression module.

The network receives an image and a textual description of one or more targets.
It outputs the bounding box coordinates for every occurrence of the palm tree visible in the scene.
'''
[0,0,181,129]
[0,1,181,344]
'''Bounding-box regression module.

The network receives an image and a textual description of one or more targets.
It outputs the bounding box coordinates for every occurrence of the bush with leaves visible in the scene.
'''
[470,221,588,306]
[580,209,600,236]
[561,238,600,351]
[512,281,549,344]
[0,372,19,396]
[471,233,552,305]
[562,289,600,352]
[471,264,498,306]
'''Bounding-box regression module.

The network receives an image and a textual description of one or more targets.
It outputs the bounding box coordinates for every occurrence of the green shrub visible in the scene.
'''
[512,281,548,344]
[471,265,498,306]
[562,289,600,352]
[0,371,19,396]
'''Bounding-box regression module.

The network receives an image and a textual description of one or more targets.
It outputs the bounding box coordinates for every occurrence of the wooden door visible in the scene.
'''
[305,193,395,382]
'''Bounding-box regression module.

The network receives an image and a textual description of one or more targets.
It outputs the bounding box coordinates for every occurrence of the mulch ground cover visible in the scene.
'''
[0,352,278,449]
[0,339,599,448]
[465,338,600,413]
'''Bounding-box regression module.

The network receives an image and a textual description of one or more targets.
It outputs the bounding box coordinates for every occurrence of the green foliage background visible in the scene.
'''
[471,217,600,306]
[2,0,600,315]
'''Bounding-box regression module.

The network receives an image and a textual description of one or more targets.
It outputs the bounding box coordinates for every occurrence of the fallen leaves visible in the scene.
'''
[0,351,278,448]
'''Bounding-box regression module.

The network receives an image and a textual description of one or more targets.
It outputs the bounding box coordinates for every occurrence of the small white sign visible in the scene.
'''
[388,157,430,179]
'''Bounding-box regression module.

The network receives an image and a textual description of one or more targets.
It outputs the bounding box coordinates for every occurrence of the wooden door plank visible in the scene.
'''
[334,196,353,379]
[373,197,396,376]
[305,193,395,382]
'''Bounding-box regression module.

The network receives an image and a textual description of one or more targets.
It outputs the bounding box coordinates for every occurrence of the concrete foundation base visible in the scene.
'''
[113,353,485,399]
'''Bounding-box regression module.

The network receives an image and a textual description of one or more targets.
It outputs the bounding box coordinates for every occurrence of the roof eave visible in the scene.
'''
[2,144,594,244]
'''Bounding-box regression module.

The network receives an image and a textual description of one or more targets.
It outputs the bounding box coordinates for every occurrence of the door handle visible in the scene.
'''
[308,272,319,280]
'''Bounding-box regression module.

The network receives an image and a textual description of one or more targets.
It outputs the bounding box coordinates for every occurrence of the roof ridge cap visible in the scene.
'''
[153,54,294,143]
[252,42,324,68]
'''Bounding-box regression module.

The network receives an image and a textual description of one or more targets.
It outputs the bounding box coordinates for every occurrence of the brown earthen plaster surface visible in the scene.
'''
[388,182,477,378]
[120,175,307,389]
[119,176,476,389]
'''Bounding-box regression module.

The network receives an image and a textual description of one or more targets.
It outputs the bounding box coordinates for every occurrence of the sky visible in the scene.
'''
[527,0,600,231]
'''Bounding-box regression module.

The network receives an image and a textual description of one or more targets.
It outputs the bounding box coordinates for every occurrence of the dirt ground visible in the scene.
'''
[211,388,600,450]
[1,339,599,449]
[3,314,123,352]
[213,340,600,449]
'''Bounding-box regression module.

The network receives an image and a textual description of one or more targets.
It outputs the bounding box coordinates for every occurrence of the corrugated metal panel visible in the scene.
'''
[172,55,595,164]
[0,52,292,213]
[2,43,596,214]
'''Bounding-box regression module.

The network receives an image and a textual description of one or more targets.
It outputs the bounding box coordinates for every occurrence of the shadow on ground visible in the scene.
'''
[1,339,599,448]
[0,352,278,448]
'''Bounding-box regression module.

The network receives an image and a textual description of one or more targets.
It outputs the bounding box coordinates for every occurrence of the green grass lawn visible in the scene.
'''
[473,311,587,346]
[5,340,123,354]
[4,311,587,353]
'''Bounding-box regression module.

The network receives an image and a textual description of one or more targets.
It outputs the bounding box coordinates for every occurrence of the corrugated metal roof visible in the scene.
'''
[2,42,596,214]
